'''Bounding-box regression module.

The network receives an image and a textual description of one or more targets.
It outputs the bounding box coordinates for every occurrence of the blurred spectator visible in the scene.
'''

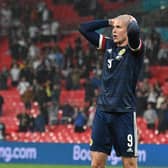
[61,101,74,124]
[28,22,39,43]
[50,17,60,42]
[11,0,21,20]
[156,92,165,110]
[47,101,59,125]
[144,35,153,61]
[65,68,81,90]
[37,0,46,23]
[51,67,62,84]
[10,38,20,60]
[158,101,168,133]
[48,48,56,61]
[136,90,147,117]
[0,66,9,90]
[41,3,51,22]
[44,80,52,101]
[22,4,32,27]
[19,63,34,84]
[0,123,5,140]
[64,43,74,69]
[65,71,73,90]
[140,63,151,80]
[33,85,49,125]
[17,37,28,60]
[28,42,40,59]
[74,107,87,133]
[32,57,42,71]
[17,77,30,95]
[10,63,20,87]
[30,6,39,24]
[0,95,4,116]
[0,2,12,35]
[33,113,45,132]
[151,29,161,64]
[35,59,49,84]
[21,86,34,110]
[147,85,158,106]
[140,78,150,95]
[143,103,158,130]
[54,46,64,69]
[51,84,60,103]
[34,85,48,112]
[157,48,168,65]
[71,68,81,90]
[17,111,32,132]
[74,37,82,56]
[40,20,51,42]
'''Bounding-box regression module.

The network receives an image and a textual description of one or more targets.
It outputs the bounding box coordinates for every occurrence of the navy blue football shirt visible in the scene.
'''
[79,19,144,113]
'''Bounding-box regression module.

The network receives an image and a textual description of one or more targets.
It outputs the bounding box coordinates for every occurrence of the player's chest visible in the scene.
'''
[104,47,127,70]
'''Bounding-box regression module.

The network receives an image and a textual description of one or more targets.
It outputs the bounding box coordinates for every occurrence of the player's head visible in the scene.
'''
[112,14,132,47]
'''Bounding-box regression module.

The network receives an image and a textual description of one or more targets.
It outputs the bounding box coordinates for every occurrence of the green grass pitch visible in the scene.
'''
[0,164,165,168]
[0,165,94,168]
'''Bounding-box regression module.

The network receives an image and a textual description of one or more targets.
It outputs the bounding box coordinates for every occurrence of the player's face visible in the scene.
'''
[112,19,128,46]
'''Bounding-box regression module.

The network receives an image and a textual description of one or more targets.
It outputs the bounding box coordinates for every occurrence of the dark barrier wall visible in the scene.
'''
[0,142,168,166]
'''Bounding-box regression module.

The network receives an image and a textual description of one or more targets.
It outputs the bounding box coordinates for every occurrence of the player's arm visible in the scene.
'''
[127,19,143,52]
[79,20,110,50]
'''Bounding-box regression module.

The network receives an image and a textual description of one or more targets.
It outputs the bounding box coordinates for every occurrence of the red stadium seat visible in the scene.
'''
[60,90,85,108]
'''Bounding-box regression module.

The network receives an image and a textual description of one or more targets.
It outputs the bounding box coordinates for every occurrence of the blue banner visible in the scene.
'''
[0,142,168,166]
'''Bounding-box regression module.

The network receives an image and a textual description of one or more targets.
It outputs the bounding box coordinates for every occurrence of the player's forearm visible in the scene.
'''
[79,20,109,47]
[127,21,141,51]
[79,19,109,32]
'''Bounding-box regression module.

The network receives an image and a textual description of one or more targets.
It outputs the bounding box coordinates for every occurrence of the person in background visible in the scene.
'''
[143,103,158,129]
[74,107,87,133]
[0,94,4,116]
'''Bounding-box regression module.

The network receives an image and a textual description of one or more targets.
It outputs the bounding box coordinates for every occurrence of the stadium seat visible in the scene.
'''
[60,90,85,107]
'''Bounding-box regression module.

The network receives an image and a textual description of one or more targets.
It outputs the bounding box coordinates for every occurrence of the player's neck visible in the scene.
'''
[117,42,128,47]
[117,39,128,47]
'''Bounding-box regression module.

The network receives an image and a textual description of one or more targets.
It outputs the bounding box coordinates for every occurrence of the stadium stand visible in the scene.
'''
[0,0,168,144]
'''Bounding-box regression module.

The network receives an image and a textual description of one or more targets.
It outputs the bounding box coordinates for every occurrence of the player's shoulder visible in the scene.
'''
[100,36,114,49]
[98,34,114,50]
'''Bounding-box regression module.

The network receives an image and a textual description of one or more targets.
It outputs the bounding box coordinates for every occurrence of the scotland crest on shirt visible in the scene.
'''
[106,48,126,69]
[116,48,126,60]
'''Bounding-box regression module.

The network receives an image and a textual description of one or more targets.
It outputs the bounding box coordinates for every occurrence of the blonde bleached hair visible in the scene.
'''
[115,14,133,26]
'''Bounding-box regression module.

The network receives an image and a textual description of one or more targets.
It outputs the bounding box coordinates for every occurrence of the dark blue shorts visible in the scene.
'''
[90,109,138,157]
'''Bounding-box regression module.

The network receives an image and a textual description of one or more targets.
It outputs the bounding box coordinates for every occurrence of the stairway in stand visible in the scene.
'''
[0,37,12,70]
